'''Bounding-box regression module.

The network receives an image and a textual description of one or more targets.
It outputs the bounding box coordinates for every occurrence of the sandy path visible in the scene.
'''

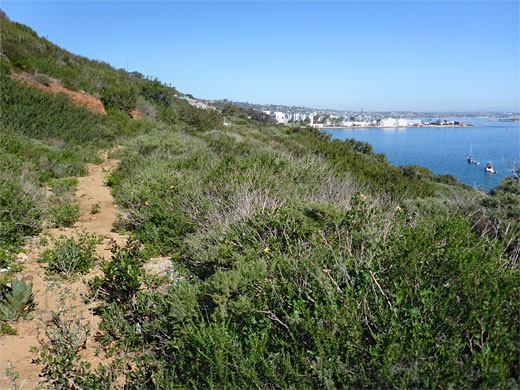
[0,151,127,389]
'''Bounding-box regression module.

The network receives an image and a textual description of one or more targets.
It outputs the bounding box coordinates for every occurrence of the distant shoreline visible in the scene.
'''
[322,125,479,129]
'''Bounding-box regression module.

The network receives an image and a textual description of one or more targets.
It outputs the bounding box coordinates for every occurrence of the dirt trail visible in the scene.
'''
[0,151,127,389]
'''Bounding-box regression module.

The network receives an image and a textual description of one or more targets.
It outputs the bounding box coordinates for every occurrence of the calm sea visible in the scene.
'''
[324,118,520,192]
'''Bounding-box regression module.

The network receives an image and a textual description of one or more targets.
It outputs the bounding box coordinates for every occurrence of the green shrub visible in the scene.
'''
[90,202,101,215]
[48,202,80,228]
[0,78,109,146]
[90,241,145,303]
[33,72,51,86]
[39,232,102,278]
[175,100,223,131]
[49,177,78,197]
[0,321,17,335]
[100,81,138,112]
[0,166,43,247]
[102,202,519,389]
[482,175,520,257]
[33,303,119,388]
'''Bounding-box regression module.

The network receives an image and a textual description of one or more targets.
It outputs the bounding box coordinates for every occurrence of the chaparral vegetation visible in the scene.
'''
[0,11,518,389]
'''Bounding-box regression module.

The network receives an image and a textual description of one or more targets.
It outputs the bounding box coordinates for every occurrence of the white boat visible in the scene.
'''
[485,163,495,173]
[467,143,480,165]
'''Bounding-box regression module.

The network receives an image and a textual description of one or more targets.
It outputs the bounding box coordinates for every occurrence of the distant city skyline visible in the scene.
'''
[2,1,519,112]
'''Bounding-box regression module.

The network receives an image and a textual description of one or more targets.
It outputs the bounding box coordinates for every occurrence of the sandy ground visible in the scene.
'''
[0,152,128,389]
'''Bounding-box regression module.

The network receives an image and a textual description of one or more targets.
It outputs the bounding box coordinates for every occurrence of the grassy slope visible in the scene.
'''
[1,13,519,388]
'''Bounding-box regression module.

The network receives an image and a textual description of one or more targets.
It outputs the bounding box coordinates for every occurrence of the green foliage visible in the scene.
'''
[1,77,111,145]
[284,126,439,199]
[0,278,36,320]
[139,78,178,107]
[39,232,102,278]
[220,102,272,123]
[33,72,51,86]
[33,303,118,389]
[0,130,90,181]
[485,175,520,226]
[48,202,80,228]
[90,241,145,303]
[177,101,223,131]
[482,175,520,257]
[47,176,80,227]
[90,202,101,215]
[1,16,120,94]
[103,202,519,389]
[100,81,138,112]
[0,249,14,269]
[0,321,17,335]
[0,159,43,247]
[49,177,78,197]
[3,13,519,388]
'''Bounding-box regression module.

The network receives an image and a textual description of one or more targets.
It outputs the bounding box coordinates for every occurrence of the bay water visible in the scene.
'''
[324,118,519,192]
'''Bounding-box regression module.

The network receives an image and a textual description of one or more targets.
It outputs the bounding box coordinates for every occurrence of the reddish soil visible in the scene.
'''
[129,108,144,119]
[10,72,107,116]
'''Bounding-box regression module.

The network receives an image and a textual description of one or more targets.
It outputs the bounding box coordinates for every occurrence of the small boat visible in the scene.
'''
[485,162,495,173]
[467,143,480,164]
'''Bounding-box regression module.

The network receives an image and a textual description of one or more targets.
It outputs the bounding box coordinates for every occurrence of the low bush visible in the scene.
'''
[47,202,80,228]
[482,175,520,259]
[0,164,43,248]
[90,241,145,303]
[0,78,109,146]
[0,321,17,335]
[39,231,103,278]
[104,204,519,389]
[90,202,101,215]
[100,81,138,112]
[33,72,51,86]
[33,302,119,389]
[49,177,78,197]
[47,176,81,227]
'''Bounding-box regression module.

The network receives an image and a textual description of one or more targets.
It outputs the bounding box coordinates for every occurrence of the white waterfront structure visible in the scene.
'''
[380,118,408,127]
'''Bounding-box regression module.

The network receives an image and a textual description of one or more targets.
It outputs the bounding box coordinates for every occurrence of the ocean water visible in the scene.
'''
[324,118,520,192]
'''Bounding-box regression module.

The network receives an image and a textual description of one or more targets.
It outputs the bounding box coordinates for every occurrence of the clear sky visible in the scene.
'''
[2,1,519,112]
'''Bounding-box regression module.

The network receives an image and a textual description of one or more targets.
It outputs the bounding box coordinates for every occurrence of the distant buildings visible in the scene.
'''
[260,108,469,128]
[379,118,408,127]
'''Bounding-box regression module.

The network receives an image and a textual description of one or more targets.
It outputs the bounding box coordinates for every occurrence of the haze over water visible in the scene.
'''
[325,118,520,192]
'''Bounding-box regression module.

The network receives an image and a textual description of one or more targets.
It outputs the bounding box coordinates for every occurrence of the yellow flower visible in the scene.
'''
[397,206,402,211]
[170,185,174,189]
[264,247,270,253]
[145,201,149,206]
[360,194,367,199]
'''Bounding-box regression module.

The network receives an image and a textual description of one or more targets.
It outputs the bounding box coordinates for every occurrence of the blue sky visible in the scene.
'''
[2,1,519,111]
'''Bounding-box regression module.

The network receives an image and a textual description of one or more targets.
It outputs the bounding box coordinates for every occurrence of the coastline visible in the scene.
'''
[321,125,478,129]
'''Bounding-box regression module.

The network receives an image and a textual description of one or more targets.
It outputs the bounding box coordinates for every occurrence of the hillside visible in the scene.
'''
[0,13,519,389]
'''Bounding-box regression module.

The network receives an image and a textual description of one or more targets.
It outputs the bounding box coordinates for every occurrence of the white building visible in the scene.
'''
[293,113,303,122]
[273,111,287,124]
[380,118,406,127]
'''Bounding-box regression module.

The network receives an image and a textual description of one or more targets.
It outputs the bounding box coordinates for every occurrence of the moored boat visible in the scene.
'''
[485,162,495,173]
